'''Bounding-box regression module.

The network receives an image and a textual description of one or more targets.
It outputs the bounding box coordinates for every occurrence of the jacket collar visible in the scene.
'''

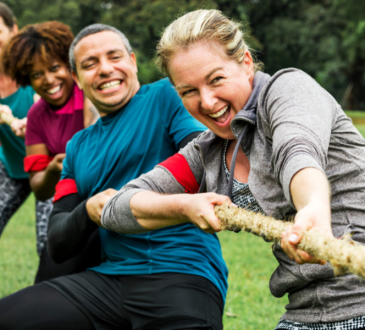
[230,71,271,140]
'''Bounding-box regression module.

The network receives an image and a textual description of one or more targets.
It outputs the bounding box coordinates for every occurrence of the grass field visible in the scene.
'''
[1,117,365,329]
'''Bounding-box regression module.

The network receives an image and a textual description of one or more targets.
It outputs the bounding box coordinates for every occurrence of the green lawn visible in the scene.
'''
[345,110,365,118]
[1,119,365,328]
[0,194,38,296]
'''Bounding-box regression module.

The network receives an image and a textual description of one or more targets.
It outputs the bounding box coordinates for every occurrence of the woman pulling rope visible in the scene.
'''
[101,9,365,330]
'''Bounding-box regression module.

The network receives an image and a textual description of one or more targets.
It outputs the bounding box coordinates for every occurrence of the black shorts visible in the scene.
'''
[46,271,224,330]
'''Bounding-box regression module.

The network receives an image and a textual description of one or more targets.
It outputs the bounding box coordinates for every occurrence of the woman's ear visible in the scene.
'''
[243,50,254,79]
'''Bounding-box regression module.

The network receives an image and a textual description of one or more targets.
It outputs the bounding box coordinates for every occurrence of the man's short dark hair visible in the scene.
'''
[69,24,132,73]
[0,2,16,29]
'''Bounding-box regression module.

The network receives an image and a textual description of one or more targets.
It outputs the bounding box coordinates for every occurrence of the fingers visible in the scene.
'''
[281,229,303,264]
[281,226,326,265]
[192,193,231,234]
[55,153,66,161]
[0,105,12,115]
[199,210,221,233]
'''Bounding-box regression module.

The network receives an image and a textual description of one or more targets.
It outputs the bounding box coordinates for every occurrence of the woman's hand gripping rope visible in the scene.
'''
[215,204,365,278]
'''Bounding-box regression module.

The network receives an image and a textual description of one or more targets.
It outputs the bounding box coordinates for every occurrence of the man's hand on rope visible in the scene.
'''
[86,188,118,226]
[281,202,332,265]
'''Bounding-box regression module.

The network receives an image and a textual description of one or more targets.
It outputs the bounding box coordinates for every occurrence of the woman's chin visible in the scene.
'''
[210,126,235,140]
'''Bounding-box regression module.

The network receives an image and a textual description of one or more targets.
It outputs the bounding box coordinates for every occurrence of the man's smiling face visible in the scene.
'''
[72,31,140,116]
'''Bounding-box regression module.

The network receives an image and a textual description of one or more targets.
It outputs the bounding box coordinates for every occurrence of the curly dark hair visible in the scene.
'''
[2,21,74,86]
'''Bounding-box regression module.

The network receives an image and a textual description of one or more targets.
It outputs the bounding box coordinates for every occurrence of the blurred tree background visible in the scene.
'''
[3,0,365,109]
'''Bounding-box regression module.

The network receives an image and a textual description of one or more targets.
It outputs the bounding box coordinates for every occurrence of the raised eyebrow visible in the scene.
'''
[176,67,224,90]
[205,67,224,81]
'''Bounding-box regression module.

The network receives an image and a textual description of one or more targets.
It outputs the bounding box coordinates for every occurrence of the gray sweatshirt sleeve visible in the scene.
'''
[261,69,335,204]
[101,141,204,234]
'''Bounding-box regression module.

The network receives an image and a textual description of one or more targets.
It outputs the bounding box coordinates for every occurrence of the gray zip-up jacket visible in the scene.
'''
[102,68,365,323]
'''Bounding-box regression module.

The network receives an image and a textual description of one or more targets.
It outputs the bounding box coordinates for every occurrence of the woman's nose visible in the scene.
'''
[44,72,55,85]
[200,88,217,111]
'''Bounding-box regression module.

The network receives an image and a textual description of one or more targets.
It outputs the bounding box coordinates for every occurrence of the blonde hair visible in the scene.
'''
[156,9,263,79]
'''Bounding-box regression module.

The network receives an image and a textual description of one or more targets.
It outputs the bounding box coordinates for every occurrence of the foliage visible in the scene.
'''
[230,0,365,109]
[2,0,365,108]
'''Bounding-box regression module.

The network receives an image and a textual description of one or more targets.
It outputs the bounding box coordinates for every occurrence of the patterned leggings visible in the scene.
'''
[0,160,53,256]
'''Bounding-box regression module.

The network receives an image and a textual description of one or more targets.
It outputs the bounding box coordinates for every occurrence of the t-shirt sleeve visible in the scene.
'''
[25,104,45,146]
[158,79,206,149]
[61,140,75,181]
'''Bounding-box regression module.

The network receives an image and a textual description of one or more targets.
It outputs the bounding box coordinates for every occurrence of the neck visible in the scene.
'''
[0,73,19,98]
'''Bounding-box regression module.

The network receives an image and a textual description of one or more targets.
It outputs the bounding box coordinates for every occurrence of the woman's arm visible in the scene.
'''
[261,70,336,265]
[83,97,99,128]
[281,167,332,264]
[129,191,229,233]
[101,144,225,234]
[26,144,65,201]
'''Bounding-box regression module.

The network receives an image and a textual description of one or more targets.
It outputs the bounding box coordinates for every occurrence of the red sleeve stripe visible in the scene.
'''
[53,179,78,202]
[24,154,54,172]
[158,154,199,194]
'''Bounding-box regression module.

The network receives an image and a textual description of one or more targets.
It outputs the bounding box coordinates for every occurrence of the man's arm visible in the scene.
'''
[48,193,98,263]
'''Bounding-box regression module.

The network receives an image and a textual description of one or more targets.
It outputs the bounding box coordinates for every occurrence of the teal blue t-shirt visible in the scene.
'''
[0,86,35,179]
[62,79,228,303]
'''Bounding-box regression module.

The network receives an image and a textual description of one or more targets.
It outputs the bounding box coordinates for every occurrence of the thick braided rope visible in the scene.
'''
[215,204,365,278]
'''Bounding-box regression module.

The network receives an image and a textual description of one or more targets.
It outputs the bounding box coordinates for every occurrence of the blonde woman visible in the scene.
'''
[101,9,365,330]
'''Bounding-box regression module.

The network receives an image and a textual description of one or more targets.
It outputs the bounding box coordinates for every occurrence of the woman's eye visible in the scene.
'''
[51,65,60,72]
[31,73,41,80]
[212,76,223,83]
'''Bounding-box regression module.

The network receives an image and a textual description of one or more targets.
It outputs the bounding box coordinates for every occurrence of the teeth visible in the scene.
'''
[209,105,228,118]
[47,85,61,94]
[99,80,121,90]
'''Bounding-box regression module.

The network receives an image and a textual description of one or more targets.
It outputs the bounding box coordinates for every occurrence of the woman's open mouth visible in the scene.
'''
[46,84,61,95]
[44,84,64,100]
[208,105,230,124]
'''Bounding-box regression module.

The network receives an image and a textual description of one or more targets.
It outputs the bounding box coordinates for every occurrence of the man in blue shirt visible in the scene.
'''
[0,24,227,330]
